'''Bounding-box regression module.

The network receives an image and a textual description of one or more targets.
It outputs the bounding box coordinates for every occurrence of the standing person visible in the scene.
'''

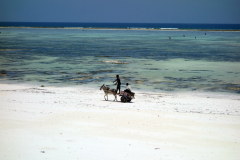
[113,75,121,94]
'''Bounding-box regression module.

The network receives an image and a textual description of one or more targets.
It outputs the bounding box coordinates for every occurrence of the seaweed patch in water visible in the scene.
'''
[225,83,240,91]
[153,81,175,84]
[210,79,222,83]
[101,60,129,64]
[121,77,133,81]
[0,49,31,51]
[38,71,58,75]
[175,85,189,89]
[89,70,114,74]
[191,70,211,72]
[96,56,113,57]
[77,72,92,75]
[1,63,12,66]
[164,76,207,82]
[134,80,145,84]
[0,70,26,78]
[120,49,140,50]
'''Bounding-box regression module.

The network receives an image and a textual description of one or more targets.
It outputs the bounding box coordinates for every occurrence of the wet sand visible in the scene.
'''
[0,83,240,160]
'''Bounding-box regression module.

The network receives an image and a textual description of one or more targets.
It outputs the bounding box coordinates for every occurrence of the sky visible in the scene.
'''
[0,0,240,24]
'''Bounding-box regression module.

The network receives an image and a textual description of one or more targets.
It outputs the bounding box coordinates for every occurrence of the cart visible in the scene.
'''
[119,91,135,102]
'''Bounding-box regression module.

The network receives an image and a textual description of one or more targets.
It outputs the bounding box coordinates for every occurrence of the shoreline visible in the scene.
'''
[1,26,240,32]
[1,82,240,115]
[1,83,240,160]
[1,79,240,96]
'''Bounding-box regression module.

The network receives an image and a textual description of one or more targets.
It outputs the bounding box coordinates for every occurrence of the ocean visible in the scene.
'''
[1,22,240,30]
[0,22,240,93]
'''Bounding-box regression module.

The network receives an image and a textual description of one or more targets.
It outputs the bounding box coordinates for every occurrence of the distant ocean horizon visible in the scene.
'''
[1,22,240,30]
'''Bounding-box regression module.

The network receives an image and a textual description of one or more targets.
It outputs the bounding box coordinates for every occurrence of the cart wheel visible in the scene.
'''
[104,95,108,101]
[127,99,131,102]
[121,96,127,102]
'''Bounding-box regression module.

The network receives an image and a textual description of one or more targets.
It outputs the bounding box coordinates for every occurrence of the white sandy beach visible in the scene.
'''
[0,83,240,160]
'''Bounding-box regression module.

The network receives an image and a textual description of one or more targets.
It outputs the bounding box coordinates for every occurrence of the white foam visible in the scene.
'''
[160,28,178,30]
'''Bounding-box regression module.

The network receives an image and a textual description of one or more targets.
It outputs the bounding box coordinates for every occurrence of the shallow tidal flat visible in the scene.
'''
[0,28,240,94]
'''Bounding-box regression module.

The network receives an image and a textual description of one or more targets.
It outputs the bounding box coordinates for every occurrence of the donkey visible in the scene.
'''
[100,84,117,101]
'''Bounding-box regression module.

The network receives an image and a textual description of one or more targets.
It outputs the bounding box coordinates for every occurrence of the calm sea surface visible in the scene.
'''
[0,26,240,93]
[1,22,240,30]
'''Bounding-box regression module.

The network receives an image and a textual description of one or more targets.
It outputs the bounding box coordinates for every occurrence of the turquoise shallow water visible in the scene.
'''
[0,28,240,93]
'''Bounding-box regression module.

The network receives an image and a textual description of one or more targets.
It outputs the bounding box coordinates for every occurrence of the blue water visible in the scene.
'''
[0,24,240,93]
[1,22,240,30]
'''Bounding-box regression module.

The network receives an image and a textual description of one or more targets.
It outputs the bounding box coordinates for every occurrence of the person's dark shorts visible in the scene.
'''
[117,84,120,90]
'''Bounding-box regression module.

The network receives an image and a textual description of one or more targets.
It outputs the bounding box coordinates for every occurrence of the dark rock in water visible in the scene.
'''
[0,70,7,76]
[0,70,7,74]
